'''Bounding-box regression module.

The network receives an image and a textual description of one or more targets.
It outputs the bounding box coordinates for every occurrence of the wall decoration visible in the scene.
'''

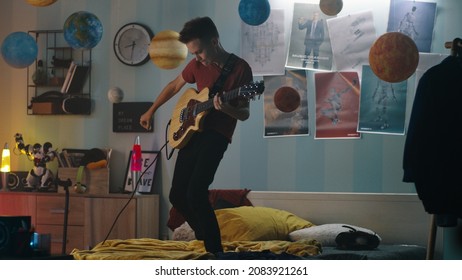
[369,32,419,83]
[241,9,285,76]
[63,11,103,50]
[25,0,57,7]
[238,0,271,26]
[319,0,343,16]
[263,70,309,138]
[149,30,187,69]
[1,31,38,68]
[387,0,437,53]
[286,2,333,71]
[314,71,361,139]
[113,102,153,133]
[326,10,376,75]
[107,86,124,103]
[357,65,407,135]
[113,23,153,66]
[124,151,159,193]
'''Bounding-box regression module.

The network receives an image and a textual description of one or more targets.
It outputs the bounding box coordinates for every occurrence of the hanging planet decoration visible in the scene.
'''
[107,86,124,103]
[273,86,301,113]
[63,11,103,50]
[319,0,343,16]
[369,32,419,83]
[1,31,38,69]
[238,0,271,26]
[25,0,58,7]
[149,30,188,70]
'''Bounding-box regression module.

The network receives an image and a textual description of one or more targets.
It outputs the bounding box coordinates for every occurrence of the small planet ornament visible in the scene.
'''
[369,32,419,83]
[63,11,103,50]
[149,30,187,70]
[1,31,38,68]
[319,0,343,16]
[238,0,271,26]
[25,0,57,7]
[273,86,301,113]
[107,86,124,103]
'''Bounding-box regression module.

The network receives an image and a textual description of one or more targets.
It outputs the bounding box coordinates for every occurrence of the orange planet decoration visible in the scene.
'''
[25,0,57,7]
[149,30,188,70]
[369,32,419,83]
[273,86,301,113]
[319,0,343,16]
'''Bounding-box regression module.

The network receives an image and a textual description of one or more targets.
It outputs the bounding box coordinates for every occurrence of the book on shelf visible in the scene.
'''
[61,61,90,94]
[60,61,76,93]
[62,148,89,167]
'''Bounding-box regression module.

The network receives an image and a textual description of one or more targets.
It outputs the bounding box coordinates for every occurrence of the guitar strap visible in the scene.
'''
[209,53,238,98]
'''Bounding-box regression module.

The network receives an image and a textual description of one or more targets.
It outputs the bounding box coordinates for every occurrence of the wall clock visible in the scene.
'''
[113,23,154,66]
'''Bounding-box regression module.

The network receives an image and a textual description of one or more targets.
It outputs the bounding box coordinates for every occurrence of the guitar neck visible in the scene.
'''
[195,87,240,114]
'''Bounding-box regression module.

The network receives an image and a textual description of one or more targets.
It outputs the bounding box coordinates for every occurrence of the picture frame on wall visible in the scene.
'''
[124,151,159,193]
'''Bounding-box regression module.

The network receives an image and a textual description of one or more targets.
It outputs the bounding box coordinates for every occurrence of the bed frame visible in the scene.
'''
[247,191,442,257]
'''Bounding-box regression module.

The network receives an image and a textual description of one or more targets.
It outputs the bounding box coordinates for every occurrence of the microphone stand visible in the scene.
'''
[54,177,72,255]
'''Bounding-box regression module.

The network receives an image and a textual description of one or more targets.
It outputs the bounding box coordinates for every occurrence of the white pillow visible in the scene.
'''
[289,223,381,247]
[172,222,196,241]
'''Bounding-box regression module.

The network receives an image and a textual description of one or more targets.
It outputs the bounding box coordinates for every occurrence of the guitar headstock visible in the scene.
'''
[240,80,265,100]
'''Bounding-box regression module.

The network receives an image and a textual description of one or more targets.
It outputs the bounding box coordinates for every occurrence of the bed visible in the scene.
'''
[71,190,430,260]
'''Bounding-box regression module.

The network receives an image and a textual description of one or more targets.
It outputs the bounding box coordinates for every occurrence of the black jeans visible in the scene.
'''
[169,130,228,253]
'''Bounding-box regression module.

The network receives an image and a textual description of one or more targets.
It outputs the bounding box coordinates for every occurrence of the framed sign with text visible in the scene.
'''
[124,151,159,193]
[113,102,153,132]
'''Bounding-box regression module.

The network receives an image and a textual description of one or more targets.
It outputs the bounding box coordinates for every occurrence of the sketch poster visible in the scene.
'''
[326,10,376,74]
[241,9,285,76]
[315,72,361,139]
[357,65,407,135]
[286,3,333,71]
[264,70,309,137]
[387,0,437,53]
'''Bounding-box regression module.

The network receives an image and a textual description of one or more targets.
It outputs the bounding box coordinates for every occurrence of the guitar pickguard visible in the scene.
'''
[172,99,202,142]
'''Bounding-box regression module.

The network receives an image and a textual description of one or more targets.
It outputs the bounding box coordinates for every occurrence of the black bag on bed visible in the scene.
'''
[335,225,380,250]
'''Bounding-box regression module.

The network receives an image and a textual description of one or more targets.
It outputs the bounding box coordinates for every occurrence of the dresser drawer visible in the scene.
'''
[35,224,84,255]
[36,196,85,226]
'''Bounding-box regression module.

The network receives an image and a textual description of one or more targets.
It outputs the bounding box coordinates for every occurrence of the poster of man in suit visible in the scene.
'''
[286,3,333,71]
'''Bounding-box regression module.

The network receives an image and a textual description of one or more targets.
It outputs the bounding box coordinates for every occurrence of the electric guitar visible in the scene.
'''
[169,80,265,149]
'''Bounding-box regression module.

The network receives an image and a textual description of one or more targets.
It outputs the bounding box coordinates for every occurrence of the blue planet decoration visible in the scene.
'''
[63,11,103,49]
[1,31,38,68]
[238,0,271,26]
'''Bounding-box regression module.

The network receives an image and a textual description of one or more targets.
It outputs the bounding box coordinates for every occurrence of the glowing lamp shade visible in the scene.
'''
[1,143,10,173]
[131,136,142,172]
[1,143,10,191]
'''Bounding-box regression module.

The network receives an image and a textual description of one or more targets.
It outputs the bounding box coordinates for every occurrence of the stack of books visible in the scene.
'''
[60,61,90,94]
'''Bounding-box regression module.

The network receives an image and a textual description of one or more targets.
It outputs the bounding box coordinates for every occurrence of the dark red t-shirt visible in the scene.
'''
[181,55,253,142]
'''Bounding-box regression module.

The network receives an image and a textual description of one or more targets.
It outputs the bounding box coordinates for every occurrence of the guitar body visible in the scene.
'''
[169,87,211,149]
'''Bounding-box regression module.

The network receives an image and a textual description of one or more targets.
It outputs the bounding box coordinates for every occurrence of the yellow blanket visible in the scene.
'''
[71,238,321,260]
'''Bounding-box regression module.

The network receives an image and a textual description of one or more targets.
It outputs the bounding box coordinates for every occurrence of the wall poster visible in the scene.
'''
[387,0,437,53]
[241,9,286,76]
[263,70,309,137]
[326,10,376,75]
[315,71,361,139]
[357,65,407,135]
[286,2,334,71]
